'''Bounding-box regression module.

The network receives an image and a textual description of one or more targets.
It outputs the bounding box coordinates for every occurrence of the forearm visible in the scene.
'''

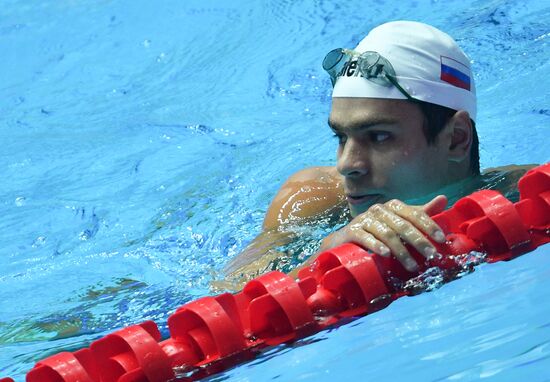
[289,230,342,278]
[224,229,295,278]
[318,229,343,252]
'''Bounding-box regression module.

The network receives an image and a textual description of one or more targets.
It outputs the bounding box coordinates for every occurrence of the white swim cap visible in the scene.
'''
[332,21,477,122]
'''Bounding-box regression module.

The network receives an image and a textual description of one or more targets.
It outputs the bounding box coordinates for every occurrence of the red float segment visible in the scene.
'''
[468,191,530,251]
[213,292,247,334]
[116,369,148,382]
[519,163,550,201]
[90,321,174,382]
[158,338,201,370]
[298,244,392,318]
[168,296,248,364]
[431,233,480,270]
[433,190,531,262]
[517,164,550,232]
[0,378,15,382]
[26,349,100,382]
[243,271,316,345]
[303,286,343,324]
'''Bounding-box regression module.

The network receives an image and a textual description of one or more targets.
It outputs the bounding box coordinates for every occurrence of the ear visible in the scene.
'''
[446,110,473,162]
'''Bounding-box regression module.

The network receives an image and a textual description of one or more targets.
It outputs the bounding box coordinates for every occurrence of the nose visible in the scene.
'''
[336,139,369,178]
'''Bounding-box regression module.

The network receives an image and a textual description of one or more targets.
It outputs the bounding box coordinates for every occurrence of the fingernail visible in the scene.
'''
[405,258,419,272]
[433,230,446,243]
[424,246,436,259]
[379,245,390,257]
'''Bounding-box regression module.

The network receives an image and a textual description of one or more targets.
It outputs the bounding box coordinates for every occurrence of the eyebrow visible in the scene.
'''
[327,116,399,132]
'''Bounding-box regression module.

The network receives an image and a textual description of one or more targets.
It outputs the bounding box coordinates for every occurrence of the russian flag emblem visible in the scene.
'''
[440,56,471,91]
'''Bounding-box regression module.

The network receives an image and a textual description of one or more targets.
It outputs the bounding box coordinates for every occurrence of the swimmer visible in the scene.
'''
[223,21,534,287]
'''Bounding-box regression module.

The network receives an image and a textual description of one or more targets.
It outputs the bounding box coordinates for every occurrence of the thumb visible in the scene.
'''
[423,195,448,216]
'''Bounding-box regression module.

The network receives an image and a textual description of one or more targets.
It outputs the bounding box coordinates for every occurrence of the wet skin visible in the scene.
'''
[224,97,530,285]
[313,97,476,271]
[329,98,471,217]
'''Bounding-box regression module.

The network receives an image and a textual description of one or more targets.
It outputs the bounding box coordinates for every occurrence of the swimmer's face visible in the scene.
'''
[329,98,454,217]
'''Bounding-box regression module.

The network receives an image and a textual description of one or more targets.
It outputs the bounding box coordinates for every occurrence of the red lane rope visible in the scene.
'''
[4,164,549,382]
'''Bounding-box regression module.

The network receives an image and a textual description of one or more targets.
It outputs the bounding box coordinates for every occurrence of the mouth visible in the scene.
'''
[346,193,384,206]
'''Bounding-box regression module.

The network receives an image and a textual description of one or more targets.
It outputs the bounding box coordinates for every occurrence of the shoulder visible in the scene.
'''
[482,164,537,182]
[282,166,340,183]
[483,164,537,174]
[481,164,538,201]
[263,166,345,230]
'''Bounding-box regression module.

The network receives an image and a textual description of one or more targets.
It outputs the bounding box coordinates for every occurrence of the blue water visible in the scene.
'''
[1,0,549,381]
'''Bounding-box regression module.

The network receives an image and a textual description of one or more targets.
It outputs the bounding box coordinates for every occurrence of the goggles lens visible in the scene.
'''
[322,48,347,85]
[323,48,414,100]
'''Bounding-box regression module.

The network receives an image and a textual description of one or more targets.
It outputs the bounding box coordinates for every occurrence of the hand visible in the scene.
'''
[318,195,448,272]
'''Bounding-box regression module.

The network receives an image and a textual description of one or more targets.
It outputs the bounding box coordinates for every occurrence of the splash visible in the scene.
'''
[404,250,488,294]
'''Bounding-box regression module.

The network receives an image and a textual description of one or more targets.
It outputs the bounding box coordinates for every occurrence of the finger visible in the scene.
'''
[361,211,418,271]
[349,220,391,256]
[385,199,446,243]
[423,195,448,216]
[370,204,437,262]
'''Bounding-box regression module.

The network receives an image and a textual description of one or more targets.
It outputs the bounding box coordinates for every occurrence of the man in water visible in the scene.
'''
[223,21,531,286]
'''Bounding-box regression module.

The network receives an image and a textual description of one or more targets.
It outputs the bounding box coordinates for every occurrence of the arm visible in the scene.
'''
[221,167,345,288]
[294,165,538,274]
[224,166,448,286]
[223,164,537,286]
[483,164,537,173]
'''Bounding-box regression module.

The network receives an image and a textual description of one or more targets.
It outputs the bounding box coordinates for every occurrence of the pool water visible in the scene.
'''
[1,0,549,381]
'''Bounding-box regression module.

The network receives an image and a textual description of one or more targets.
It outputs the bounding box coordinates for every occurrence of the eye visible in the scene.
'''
[333,133,347,145]
[369,131,391,143]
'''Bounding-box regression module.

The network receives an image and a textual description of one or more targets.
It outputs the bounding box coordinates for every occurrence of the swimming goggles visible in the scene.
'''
[322,48,415,101]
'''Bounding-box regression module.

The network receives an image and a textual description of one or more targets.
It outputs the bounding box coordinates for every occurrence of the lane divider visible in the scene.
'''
[4,164,549,382]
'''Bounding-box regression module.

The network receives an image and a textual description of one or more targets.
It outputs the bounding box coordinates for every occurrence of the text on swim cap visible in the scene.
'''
[338,59,385,79]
